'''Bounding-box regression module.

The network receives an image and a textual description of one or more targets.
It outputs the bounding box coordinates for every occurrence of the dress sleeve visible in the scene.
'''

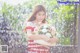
[24,22,35,32]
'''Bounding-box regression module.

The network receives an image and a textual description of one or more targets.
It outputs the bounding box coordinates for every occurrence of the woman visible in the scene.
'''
[24,5,58,53]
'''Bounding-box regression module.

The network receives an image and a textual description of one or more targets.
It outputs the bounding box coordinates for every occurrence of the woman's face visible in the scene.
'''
[35,11,46,22]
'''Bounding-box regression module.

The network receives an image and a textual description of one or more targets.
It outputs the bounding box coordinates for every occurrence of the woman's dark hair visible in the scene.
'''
[28,5,46,23]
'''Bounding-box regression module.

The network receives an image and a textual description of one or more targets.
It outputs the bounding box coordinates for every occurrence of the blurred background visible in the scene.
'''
[0,0,79,53]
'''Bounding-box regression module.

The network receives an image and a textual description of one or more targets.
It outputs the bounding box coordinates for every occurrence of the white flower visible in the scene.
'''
[41,29,48,33]
[46,33,52,38]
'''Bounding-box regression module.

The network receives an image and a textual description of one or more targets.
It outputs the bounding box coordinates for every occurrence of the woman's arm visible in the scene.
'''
[47,36,59,44]
[28,34,50,41]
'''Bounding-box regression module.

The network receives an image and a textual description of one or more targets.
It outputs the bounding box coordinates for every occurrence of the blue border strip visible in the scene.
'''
[57,1,80,4]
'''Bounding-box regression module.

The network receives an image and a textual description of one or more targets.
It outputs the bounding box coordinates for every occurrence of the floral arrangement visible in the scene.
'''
[38,24,53,38]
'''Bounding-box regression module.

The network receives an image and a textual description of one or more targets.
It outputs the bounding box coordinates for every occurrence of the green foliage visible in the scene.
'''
[59,35,71,45]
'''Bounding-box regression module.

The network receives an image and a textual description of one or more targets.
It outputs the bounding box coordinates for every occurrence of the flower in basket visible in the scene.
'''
[38,24,53,38]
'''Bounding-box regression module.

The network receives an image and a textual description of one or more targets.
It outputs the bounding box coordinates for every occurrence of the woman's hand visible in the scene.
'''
[48,36,59,44]
[50,26,56,36]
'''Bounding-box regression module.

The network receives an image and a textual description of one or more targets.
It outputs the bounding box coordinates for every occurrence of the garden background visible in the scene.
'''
[0,0,79,53]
